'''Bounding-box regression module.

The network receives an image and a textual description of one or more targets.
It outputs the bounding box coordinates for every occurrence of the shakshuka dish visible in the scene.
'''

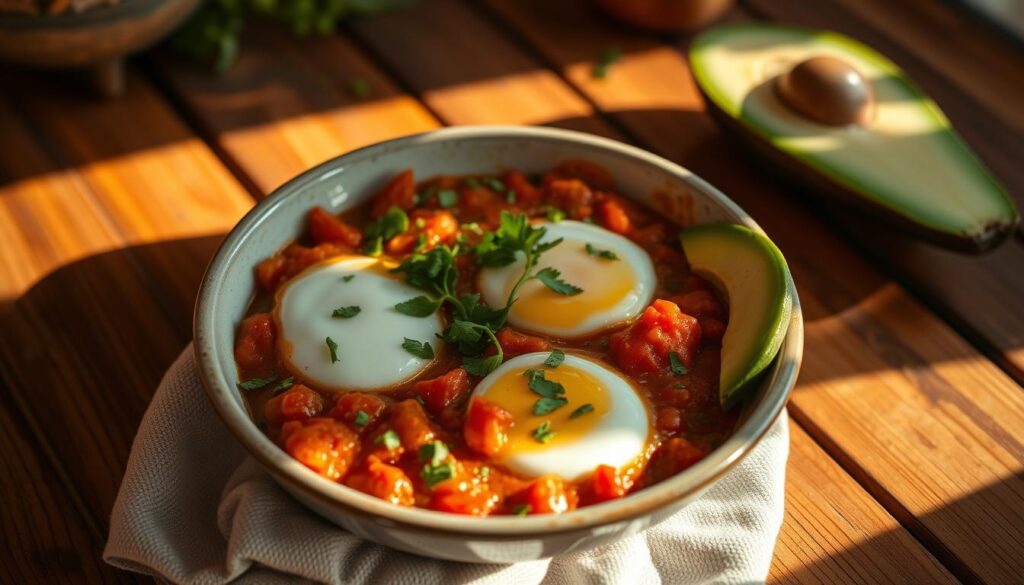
[234,161,740,517]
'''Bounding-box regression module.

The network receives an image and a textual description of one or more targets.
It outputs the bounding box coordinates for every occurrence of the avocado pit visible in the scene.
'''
[775,56,874,126]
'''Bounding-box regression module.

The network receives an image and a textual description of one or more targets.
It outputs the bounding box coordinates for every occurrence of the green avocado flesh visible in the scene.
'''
[689,23,1018,252]
[680,224,793,408]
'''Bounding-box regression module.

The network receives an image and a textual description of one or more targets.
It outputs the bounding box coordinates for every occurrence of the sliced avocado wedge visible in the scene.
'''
[689,23,1018,253]
[680,224,793,408]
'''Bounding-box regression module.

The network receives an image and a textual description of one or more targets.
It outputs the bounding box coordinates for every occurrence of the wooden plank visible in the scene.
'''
[771,422,956,585]
[741,0,1024,384]
[148,19,925,583]
[0,67,253,526]
[410,0,1024,582]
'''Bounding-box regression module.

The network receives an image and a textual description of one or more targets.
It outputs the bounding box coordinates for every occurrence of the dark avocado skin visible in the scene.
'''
[700,90,1019,254]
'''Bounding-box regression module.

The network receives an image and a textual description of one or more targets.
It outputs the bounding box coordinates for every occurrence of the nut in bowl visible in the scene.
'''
[194,126,802,563]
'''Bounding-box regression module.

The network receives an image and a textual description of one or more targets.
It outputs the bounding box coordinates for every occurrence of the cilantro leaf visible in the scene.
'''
[271,376,295,396]
[341,274,355,283]
[462,354,502,376]
[326,337,340,363]
[513,504,531,517]
[536,267,583,296]
[526,370,565,399]
[545,207,566,223]
[486,177,506,192]
[531,421,556,444]
[363,206,409,256]
[237,375,276,391]
[669,351,688,376]
[533,397,568,415]
[569,403,595,418]
[585,243,619,261]
[353,410,370,427]
[394,295,443,317]
[437,189,458,209]
[401,338,435,360]
[332,305,361,319]
[544,349,565,368]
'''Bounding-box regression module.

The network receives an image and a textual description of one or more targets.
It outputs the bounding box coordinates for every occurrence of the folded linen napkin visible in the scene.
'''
[105,345,789,585]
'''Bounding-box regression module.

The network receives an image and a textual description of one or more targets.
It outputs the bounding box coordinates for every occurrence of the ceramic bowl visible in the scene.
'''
[194,126,803,563]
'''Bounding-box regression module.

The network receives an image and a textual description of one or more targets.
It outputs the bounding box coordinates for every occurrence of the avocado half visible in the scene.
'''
[689,23,1019,253]
[680,224,793,408]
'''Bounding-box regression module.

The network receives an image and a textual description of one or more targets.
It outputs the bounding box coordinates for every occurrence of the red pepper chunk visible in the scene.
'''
[502,170,541,206]
[430,476,498,516]
[330,392,388,430]
[595,197,631,235]
[371,169,417,218]
[308,207,363,248]
[234,314,276,376]
[507,475,576,515]
[464,398,515,458]
[281,418,359,482]
[543,178,593,220]
[264,384,324,427]
[589,465,628,503]
[345,456,415,506]
[494,327,550,357]
[389,399,438,451]
[414,368,471,416]
[609,299,702,376]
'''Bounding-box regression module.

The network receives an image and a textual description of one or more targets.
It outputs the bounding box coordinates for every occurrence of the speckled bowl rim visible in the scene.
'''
[194,125,803,537]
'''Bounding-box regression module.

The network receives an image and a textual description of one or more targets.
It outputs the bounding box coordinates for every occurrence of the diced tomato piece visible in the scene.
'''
[609,299,702,376]
[256,242,351,290]
[330,392,388,429]
[389,399,438,451]
[414,368,471,416]
[264,384,324,427]
[655,406,683,433]
[345,456,415,506]
[430,477,498,516]
[507,475,576,515]
[255,255,287,291]
[308,207,363,247]
[371,169,417,218]
[656,384,692,408]
[700,318,726,343]
[281,418,359,482]
[671,289,725,320]
[589,465,628,503]
[234,314,276,375]
[464,398,515,458]
[493,327,550,357]
[595,197,631,234]
[503,170,541,206]
[543,160,616,191]
[648,437,708,483]
[543,178,593,220]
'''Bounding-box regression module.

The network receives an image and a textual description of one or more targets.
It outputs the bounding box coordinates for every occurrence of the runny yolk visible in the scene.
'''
[478,364,614,454]
[506,242,638,329]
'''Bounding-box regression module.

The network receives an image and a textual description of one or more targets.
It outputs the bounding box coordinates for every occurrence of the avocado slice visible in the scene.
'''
[689,23,1018,253]
[680,224,793,408]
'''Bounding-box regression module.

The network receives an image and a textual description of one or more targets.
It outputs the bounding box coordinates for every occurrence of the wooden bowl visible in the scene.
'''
[0,0,202,96]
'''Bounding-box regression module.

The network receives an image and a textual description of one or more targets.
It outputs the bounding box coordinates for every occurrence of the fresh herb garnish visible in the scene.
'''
[513,504,531,517]
[271,376,295,395]
[536,267,583,296]
[592,47,623,79]
[401,338,435,359]
[421,462,455,487]
[569,403,595,419]
[394,295,444,317]
[506,190,517,204]
[532,421,556,444]
[485,178,506,192]
[332,305,361,319]
[237,375,276,391]
[463,355,503,377]
[524,369,568,415]
[376,430,400,450]
[363,206,409,256]
[544,349,565,368]
[669,351,688,376]
[341,274,356,283]
[353,410,370,427]
[533,397,569,415]
[326,337,340,363]
[437,189,458,209]
[478,466,490,479]
[419,440,449,465]
[585,243,619,261]
[545,207,566,223]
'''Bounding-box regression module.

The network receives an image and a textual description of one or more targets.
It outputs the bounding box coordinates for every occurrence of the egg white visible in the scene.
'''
[275,257,443,390]
[477,220,656,338]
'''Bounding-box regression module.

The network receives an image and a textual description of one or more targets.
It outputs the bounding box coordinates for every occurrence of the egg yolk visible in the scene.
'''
[506,244,638,329]
[479,364,615,455]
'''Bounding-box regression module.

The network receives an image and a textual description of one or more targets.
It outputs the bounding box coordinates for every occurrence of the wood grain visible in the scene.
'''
[147,15,945,582]
[428,0,1024,581]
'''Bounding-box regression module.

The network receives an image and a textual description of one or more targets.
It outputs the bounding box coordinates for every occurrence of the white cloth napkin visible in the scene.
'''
[105,345,789,585]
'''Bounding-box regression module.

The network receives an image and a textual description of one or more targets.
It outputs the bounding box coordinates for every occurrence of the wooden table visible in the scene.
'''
[1,1,1022,583]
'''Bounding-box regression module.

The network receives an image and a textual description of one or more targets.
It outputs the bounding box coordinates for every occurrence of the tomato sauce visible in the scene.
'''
[235,161,738,517]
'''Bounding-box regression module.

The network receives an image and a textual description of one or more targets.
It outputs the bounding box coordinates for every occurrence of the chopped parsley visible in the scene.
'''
[419,440,449,465]
[532,421,556,444]
[353,410,370,427]
[331,305,361,319]
[545,207,566,223]
[485,177,506,192]
[462,355,503,376]
[421,462,455,487]
[326,337,339,363]
[543,349,565,368]
[363,206,409,256]
[669,351,688,376]
[569,403,595,419]
[585,243,619,261]
[401,338,435,359]
[341,274,356,283]
[375,430,400,450]
[592,47,623,79]
[536,267,583,296]
[270,376,295,395]
[533,397,569,415]
[513,504,531,517]
[437,189,458,209]
[237,375,275,391]
[394,295,444,317]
